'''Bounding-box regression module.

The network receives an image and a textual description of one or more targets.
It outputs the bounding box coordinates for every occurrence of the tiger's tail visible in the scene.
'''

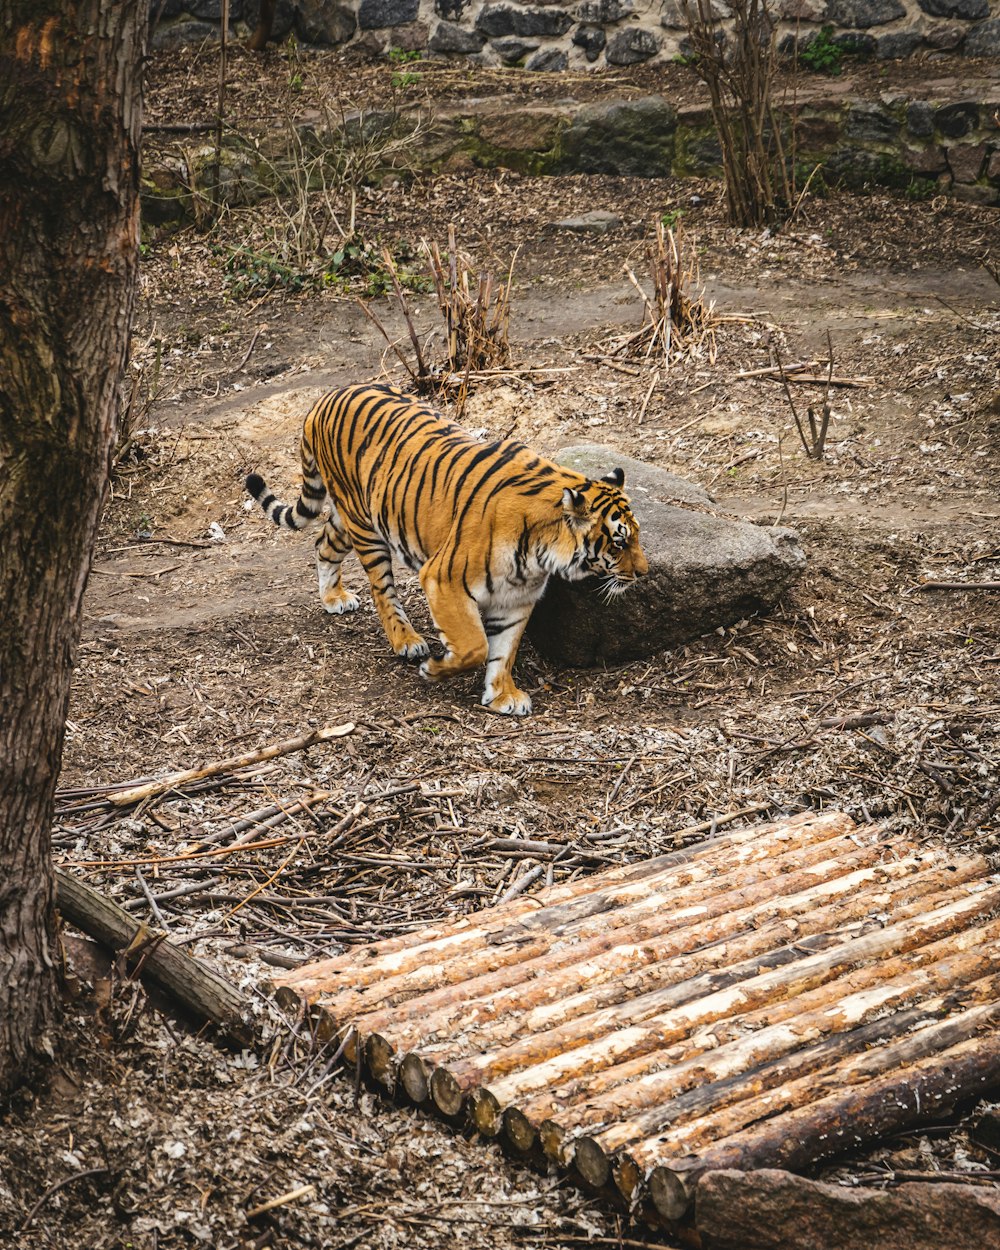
[246,454,328,531]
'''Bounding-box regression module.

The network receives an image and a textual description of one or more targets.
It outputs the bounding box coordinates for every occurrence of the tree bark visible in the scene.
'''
[0,0,147,1095]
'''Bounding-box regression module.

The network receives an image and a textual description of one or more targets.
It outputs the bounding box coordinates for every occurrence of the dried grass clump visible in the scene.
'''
[359,224,518,415]
[597,222,719,369]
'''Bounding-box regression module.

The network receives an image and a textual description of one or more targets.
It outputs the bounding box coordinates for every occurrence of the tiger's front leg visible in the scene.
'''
[481,604,534,716]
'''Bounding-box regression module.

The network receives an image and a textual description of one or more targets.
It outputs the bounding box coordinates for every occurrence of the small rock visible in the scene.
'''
[526,445,805,666]
[552,209,622,233]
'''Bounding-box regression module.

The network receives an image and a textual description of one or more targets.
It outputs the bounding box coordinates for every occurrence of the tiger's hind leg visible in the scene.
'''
[418,560,489,685]
[352,526,429,661]
[315,511,360,615]
[481,603,534,716]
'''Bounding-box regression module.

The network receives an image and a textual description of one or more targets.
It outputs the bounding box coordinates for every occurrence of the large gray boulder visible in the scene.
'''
[526,445,805,666]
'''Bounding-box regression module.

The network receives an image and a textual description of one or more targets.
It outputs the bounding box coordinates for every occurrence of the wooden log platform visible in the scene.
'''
[272,811,1000,1223]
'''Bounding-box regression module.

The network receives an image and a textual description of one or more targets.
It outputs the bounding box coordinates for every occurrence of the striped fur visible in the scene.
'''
[247,383,648,715]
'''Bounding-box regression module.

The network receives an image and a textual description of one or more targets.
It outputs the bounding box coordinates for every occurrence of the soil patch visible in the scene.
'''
[2,44,999,1250]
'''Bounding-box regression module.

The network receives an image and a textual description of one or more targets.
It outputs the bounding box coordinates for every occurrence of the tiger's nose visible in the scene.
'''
[634,549,650,577]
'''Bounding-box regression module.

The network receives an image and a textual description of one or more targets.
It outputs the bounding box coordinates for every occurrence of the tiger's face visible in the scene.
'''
[561,469,649,598]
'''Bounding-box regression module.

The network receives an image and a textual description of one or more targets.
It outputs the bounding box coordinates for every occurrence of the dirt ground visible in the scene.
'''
[2,45,1000,1250]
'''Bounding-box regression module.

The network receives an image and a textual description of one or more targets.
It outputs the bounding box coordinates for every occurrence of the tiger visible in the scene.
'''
[246,383,648,716]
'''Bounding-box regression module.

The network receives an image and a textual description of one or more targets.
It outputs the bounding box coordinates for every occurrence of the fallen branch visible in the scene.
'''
[915,581,1000,592]
[109,723,355,807]
[56,867,254,1043]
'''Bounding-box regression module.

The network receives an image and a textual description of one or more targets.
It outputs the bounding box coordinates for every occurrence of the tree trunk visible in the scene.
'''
[248,0,277,51]
[0,0,147,1095]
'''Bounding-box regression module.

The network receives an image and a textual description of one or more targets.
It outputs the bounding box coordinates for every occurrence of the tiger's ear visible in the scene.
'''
[562,486,591,529]
[602,468,625,488]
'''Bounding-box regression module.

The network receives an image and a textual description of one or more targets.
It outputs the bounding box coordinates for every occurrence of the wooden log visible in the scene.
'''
[353,830,888,1082]
[273,810,855,1002]
[532,897,1000,1156]
[109,723,355,807]
[55,867,254,1044]
[622,971,1000,1200]
[568,953,1000,1190]
[646,1006,1000,1221]
[466,883,1000,1137]
[335,826,895,1027]
[413,850,983,1116]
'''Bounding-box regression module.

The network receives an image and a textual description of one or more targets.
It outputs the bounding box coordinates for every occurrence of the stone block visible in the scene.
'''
[775,0,827,17]
[478,107,566,149]
[525,47,569,70]
[906,101,935,137]
[876,31,924,57]
[358,0,419,27]
[150,18,217,48]
[917,0,989,17]
[605,27,661,63]
[695,1170,1000,1250]
[964,17,1000,54]
[525,446,805,666]
[429,19,486,51]
[832,30,877,54]
[988,150,1000,179]
[924,22,966,47]
[951,181,998,203]
[905,143,948,173]
[845,101,900,142]
[476,3,574,37]
[947,141,987,181]
[558,96,678,175]
[490,34,541,61]
[575,0,634,21]
[573,24,607,59]
[661,0,729,24]
[825,0,904,25]
[293,0,356,42]
[935,102,980,137]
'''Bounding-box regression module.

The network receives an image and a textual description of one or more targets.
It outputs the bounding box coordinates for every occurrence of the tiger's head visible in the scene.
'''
[559,469,649,598]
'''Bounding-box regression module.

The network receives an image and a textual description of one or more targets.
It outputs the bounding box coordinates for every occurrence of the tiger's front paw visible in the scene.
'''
[483,687,533,716]
[397,636,430,661]
[322,589,360,615]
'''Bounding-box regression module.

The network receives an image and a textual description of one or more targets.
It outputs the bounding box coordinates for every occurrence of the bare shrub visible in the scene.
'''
[681,0,796,227]
[595,221,719,369]
[359,225,517,416]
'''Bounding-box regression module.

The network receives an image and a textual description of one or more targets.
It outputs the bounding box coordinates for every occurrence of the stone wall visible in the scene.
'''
[153,0,1000,69]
